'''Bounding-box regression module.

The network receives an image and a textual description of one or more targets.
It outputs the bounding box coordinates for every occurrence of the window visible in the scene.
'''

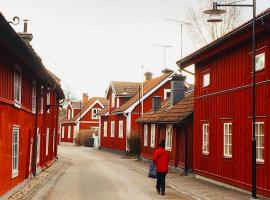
[150,124,155,148]
[255,53,265,71]
[165,125,173,151]
[14,67,22,106]
[119,120,123,138]
[255,122,264,163]
[61,126,65,138]
[111,93,115,108]
[203,73,210,87]
[32,81,36,113]
[164,89,171,100]
[40,86,44,114]
[68,126,71,138]
[36,128,40,164]
[144,124,148,147]
[12,126,19,178]
[224,123,232,158]
[46,92,50,113]
[111,121,115,137]
[92,108,101,119]
[46,128,49,156]
[202,124,209,155]
[67,109,71,119]
[104,122,107,137]
[116,98,120,108]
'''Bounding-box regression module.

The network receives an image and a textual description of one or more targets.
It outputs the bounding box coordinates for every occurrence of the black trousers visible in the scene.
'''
[156,172,166,192]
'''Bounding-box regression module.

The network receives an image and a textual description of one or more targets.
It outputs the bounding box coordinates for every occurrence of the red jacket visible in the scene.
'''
[152,147,169,173]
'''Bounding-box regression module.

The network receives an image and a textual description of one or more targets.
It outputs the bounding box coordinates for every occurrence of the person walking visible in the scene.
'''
[152,140,169,195]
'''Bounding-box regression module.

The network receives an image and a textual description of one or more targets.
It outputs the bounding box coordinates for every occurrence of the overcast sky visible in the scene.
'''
[0,0,269,99]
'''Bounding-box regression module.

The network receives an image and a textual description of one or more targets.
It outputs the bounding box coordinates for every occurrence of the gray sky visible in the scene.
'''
[0,0,269,99]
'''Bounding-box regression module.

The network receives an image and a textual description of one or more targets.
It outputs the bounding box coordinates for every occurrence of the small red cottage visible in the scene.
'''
[178,8,270,197]
[100,70,177,152]
[137,74,194,172]
[0,16,64,198]
[60,94,107,143]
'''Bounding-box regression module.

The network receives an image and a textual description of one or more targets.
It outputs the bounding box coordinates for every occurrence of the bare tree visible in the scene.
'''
[186,0,242,49]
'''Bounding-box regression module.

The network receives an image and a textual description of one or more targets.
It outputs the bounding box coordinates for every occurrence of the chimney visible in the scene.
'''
[144,71,153,81]
[82,93,89,103]
[170,74,186,106]
[162,68,174,74]
[152,96,161,112]
[18,19,33,44]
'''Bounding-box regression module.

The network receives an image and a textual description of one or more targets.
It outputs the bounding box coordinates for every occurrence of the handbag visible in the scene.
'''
[148,161,157,179]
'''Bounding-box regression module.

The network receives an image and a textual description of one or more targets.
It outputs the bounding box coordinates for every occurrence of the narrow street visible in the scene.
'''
[30,143,192,200]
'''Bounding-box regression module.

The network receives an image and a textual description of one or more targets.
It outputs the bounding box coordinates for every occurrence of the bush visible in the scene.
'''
[75,129,98,146]
[127,131,140,155]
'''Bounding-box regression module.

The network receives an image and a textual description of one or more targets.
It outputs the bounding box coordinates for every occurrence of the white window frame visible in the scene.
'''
[111,93,115,108]
[255,53,265,72]
[68,126,71,138]
[40,85,44,114]
[12,126,20,178]
[150,124,155,148]
[164,89,171,100]
[104,121,107,137]
[165,125,173,151]
[32,80,37,113]
[119,120,123,138]
[224,123,232,158]
[61,126,65,138]
[255,122,264,163]
[67,109,71,119]
[111,121,115,137]
[116,98,120,108]
[144,124,148,147]
[36,128,41,165]
[202,124,209,155]
[46,128,50,156]
[46,91,50,113]
[92,108,101,119]
[14,66,22,107]
[203,73,210,88]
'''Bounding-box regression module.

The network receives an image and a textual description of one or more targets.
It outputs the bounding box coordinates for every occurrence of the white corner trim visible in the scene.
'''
[124,73,175,113]
[75,100,105,123]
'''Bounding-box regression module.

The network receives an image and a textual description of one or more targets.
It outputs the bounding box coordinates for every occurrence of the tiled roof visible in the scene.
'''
[111,81,141,97]
[71,101,85,109]
[60,97,108,123]
[99,106,109,116]
[178,8,270,68]
[136,92,194,124]
[113,72,174,114]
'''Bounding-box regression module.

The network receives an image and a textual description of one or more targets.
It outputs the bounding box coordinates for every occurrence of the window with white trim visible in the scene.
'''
[202,124,209,155]
[36,128,40,164]
[32,81,36,113]
[144,124,148,147]
[68,126,71,138]
[116,98,120,108]
[46,92,50,113]
[255,122,264,163]
[111,93,115,108]
[92,108,101,119]
[40,86,44,114]
[255,53,265,71]
[14,67,22,106]
[224,123,232,158]
[165,125,173,151]
[61,126,65,138]
[164,89,171,100]
[104,121,107,137]
[67,109,71,119]
[111,121,115,137]
[150,124,155,148]
[46,128,49,156]
[203,73,210,88]
[12,126,19,178]
[119,120,123,138]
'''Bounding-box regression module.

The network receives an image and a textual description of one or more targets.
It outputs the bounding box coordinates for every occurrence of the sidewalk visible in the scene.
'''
[128,158,269,200]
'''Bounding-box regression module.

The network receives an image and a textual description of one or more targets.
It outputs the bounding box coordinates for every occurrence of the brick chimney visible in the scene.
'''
[82,93,89,103]
[144,71,153,81]
[18,19,33,44]
[170,74,186,106]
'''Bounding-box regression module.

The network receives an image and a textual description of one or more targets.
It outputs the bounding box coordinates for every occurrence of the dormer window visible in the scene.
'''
[203,73,210,88]
[255,53,265,72]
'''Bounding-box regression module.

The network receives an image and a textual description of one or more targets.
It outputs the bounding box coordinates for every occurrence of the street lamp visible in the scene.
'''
[204,1,257,199]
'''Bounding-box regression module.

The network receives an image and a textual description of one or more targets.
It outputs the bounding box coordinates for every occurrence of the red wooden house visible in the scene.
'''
[178,8,270,197]
[100,70,176,152]
[0,16,64,198]
[137,74,194,172]
[60,94,107,143]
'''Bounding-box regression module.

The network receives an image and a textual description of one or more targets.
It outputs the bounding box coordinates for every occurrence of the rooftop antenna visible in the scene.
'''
[154,43,172,70]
